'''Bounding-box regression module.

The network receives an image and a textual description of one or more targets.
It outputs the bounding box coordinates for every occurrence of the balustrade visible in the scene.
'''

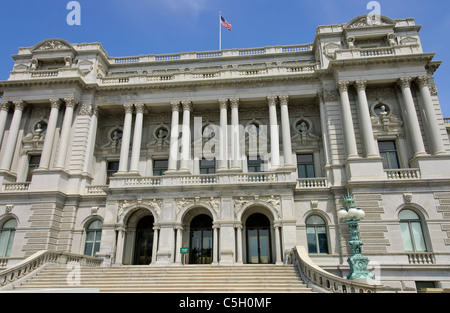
[385,169,420,180]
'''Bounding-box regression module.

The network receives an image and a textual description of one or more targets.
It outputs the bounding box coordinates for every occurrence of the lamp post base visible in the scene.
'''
[347,254,375,280]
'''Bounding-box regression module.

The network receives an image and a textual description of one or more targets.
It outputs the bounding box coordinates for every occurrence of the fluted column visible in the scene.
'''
[338,81,359,159]
[180,101,192,173]
[230,98,241,170]
[0,101,11,147]
[151,226,160,264]
[117,104,134,174]
[114,228,126,265]
[274,224,283,264]
[398,77,427,157]
[213,225,219,265]
[167,102,180,173]
[218,99,229,170]
[130,103,145,174]
[175,226,183,264]
[0,101,26,171]
[54,98,77,169]
[318,92,331,166]
[355,80,379,157]
[268,96,280,169]
[39,99,62,169]
[83,105,99,174]
[235,224,243,264]
[279,95,294,167]
[416,76,446,155]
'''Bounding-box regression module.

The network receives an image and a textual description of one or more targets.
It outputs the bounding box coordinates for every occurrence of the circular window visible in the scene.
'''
[35,121,48,134]
[295,120,310,133]
[373,103,391,117]
[111,129,123,141]
[155,127,169,139]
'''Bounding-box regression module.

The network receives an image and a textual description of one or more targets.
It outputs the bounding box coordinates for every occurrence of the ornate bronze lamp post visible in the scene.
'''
[338,193,375,280]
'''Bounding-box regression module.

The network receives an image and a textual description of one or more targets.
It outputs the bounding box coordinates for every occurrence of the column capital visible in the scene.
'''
[397,77,413,89]
[92,105,99,117]
[0,100,11,112]
[134,103,146,114]
[49,98,62,110]
[123,103,134,114]
[230,98,240,109]
[416,75,430,88]
[354,80,368,91]
[279,95,289,105]
[12,100,26,111]
[170,101,180,112]
[337,81,351,93]
[181,100,192,112]
[267,96,277,107]
[218,99,228,109]
[79,102,93,116]
[64,97,77,109]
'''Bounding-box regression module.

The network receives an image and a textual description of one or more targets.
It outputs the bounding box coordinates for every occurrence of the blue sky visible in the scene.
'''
[0,0,449,116]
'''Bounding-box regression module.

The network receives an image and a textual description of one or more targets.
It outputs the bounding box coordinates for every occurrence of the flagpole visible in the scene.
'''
[219,11,222,51]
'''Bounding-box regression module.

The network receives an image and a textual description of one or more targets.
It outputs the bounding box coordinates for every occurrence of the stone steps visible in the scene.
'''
[14,264,314,293]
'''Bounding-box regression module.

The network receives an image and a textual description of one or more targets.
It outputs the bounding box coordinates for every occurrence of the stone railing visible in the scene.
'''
[385,169,420,180]
[108,43,313,64]
[444,117,450,124]
[0,258,8,269]
[104,171,295,191]
[86,185,108,195]
[407,252,435,265]
[335,44,421,61]
[0,250,102,289]
[3,182,30,192]
[289,246,383,293]
[296,178,328,189]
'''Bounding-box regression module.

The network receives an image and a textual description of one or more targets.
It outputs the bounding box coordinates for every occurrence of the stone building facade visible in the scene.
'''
[0,15,450,292]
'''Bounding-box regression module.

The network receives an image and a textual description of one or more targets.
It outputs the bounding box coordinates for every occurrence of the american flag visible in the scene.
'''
[221,16,232,31]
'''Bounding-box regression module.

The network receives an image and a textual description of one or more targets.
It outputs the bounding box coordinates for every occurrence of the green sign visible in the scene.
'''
[180,248,189,254]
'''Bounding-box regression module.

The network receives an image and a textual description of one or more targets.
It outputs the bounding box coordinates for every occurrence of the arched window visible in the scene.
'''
[399,210,427,252]
[0,219,17,257]
[84,220,103,257]
[306,215,329,254]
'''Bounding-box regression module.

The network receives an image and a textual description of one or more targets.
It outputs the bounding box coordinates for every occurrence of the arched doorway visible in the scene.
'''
[190,214,213,264]
[133,216,154,265]
[246,213,272,264]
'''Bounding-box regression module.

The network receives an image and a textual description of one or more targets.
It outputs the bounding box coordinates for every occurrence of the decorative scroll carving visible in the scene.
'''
[35,40,71,51]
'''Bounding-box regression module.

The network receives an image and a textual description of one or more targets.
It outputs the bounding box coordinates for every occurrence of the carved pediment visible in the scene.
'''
[345,15,395,29]
[400,36,418,45]
[32,39,73,52]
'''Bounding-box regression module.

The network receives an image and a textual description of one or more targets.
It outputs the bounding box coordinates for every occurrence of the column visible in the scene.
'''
[167,102,180,173]
[83,105,99,174]
[0,101,26,171]
[235,224,243,264]
[218,99,229,170]
[354,80,379,157]
[279,95,294,167]
[117,104,134,174]
[416,76,446,155]
[151,226,160,264]
[230,98,241,170]
[174,226,183,264]
[213,225,219,265]
[55,98,77,169]
[338,81,359,159]
[39,99,61,169]
[318,92,331,166]
[398,77,427,156]
[180,101,192,173]
[0,101,11,147]
[268,96,280,169]
[274,224,283,265]
[129,103,145,174]
[114,228,126,265]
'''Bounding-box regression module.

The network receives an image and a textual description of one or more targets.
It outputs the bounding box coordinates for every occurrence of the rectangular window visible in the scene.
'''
[26,155,41,182]
[247,156,263,173]
[153,159,168,176]
[106,161,119,184]
[200,158,216,174]
[378,141,400,169]
[297,154,315,179]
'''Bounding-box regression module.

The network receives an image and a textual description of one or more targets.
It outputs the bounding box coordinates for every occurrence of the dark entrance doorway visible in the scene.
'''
[133,216,154,265]
[246,213,272,264]
[190,214,213,264]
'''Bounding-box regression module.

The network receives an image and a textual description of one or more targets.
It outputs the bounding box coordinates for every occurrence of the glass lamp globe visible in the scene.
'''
[348,208,359,217]
[357,209,366,219]
[338,209,349,219]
